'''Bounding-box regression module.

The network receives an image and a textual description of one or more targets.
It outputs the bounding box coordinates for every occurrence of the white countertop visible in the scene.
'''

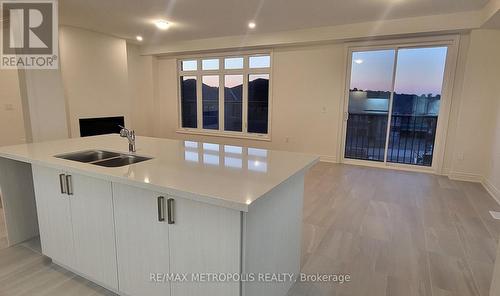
[0,135,318,211]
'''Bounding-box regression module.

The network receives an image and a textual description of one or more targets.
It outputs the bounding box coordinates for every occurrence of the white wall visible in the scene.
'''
[448,30,500,186]
[0,70,25,146]
[473,30,500,201]
[1,27,161,144]
[488,37,500,290]
[486,100,500,199]
[150,45,346,159]
[59,26,130,137]
[442,33,471,175]
[479,36,500,201]
[18,68,69,143]
[126,44,155,136]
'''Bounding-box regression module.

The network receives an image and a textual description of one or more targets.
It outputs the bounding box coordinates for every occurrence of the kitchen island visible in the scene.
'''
[0,135,318,296]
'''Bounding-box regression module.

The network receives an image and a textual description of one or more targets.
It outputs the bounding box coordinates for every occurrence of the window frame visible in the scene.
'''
[176,51,273,141]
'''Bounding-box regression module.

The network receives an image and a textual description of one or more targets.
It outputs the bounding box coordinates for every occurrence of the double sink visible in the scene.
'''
[55,150,152,167]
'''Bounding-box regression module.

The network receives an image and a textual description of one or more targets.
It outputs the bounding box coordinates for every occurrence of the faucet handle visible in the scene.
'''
[118,125,128,137]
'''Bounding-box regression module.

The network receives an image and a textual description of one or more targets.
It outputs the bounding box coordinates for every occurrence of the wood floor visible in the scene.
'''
[289,163,500,296]
[0,163,498,296]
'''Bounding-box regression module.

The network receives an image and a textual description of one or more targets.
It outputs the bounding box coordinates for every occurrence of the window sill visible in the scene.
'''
[176,129,271,142]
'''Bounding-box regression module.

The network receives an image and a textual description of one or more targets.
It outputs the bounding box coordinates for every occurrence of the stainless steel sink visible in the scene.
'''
[55,150,121,163]
[55,150,152,167]
[92,155,152,167]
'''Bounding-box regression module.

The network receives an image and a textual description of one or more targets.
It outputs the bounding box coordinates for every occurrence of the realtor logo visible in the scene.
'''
[1,0,58,69]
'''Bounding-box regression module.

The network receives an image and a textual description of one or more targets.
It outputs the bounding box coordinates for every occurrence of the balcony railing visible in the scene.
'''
[345,113,438,166]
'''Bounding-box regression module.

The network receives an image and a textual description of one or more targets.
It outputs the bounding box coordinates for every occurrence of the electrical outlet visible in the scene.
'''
[285,137,290,143]
[4,104,14,111]
[457,152,464,161]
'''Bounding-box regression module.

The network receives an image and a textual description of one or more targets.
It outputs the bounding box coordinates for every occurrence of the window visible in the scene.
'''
[202,75,219,130]
[178,53,271,138]
[182,60,197,71]
[224,75,243,132]
[224,57,244,69]
[248,74,269,134]
[202,59,219,70]
[180,76,197,128]
[249,56,271,68]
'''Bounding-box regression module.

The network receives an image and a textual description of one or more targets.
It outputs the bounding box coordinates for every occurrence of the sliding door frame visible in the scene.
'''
[338,35,460,174]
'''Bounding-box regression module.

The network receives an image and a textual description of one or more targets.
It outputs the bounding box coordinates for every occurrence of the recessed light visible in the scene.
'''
[354,59,364,64]
[155,19,170,30]
[248,22,256,29]
[136,36,143,42]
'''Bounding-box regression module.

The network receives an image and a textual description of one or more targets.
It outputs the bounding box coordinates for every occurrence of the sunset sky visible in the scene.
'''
[350,47,448,96]
[184,56,270,88]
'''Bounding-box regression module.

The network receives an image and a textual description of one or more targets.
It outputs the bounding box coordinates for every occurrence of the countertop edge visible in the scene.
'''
[0,151,251,212]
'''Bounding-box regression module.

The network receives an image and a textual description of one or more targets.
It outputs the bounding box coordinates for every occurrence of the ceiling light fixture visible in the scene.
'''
[136,35,143,42]
[354,59,364,64]
[248,22,256,29]
[155,19,170,30]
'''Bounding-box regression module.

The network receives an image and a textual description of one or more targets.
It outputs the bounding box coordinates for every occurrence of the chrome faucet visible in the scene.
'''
[119,125,136,152]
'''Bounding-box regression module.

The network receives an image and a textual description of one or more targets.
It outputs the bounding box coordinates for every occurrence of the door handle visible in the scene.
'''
[59,174,67,194]
[167,198,175,224]
[66,175,73,195]
[157,196,165,222]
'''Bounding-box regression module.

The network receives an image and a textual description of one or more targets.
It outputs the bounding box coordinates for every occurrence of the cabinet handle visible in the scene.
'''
[167,198,175,224]
[157,196,165,222]
[66,175,73,195]
[59,174,67,194]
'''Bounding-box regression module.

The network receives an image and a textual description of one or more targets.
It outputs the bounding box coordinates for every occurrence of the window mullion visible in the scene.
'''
[196,70,203,130]
[219,73,224,132]
[242,57,249,134]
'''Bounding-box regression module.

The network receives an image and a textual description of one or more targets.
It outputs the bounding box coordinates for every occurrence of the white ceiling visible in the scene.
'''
[59,0,490,44]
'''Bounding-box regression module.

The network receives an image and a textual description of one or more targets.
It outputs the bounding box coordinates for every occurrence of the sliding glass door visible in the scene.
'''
[344,46,448,167]
[345,50,395,162]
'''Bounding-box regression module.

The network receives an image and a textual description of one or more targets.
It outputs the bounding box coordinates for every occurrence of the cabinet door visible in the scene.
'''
[169,197,241,296]
[68,173,118,290]
[113,183,170,296]
[32,165,75,268]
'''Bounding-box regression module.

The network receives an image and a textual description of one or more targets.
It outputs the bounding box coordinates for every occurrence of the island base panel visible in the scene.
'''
[242,171,305,296]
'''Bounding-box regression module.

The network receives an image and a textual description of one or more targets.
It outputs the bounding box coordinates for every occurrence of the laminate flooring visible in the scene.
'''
[289,163,500,296]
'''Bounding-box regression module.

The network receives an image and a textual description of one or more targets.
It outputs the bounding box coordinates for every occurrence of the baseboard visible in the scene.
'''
[448,171,500,206]
[448,171,484,183]
[482,177,500,206]
[319,155,337,163]
[440,167,451,176]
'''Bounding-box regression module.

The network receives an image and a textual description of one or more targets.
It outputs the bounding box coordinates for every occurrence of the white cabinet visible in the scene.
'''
[169,197,241,296]
[69,173,118,290]
[32,165,75,268]
[32,165,118,290]
[113,184,171,296]
[33,165,242,296]
[113,183,241,296]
